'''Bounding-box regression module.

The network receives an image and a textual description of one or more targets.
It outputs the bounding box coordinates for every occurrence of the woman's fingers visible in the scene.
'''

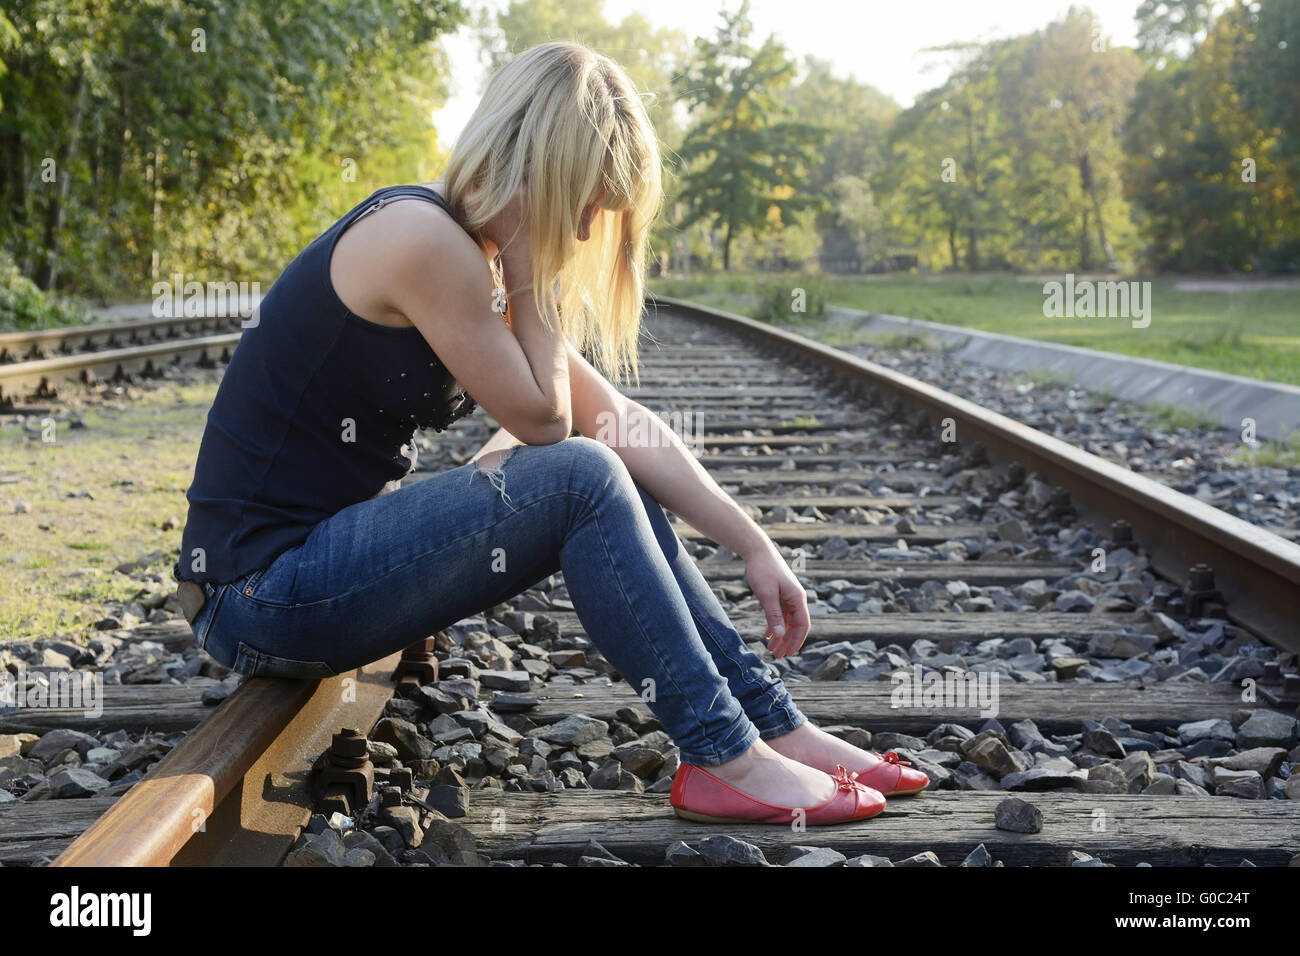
[757,580,788,646]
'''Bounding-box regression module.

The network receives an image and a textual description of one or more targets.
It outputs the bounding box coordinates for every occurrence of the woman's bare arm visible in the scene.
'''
[375,202,572,445]
[566,343,812,654]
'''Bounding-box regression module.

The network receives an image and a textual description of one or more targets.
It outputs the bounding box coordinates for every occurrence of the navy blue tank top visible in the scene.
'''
[174,184,479,587]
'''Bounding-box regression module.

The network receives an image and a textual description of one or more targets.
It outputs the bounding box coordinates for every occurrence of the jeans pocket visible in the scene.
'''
[233,551,301,607]
[231,640,338,680]
[234,567,268,598]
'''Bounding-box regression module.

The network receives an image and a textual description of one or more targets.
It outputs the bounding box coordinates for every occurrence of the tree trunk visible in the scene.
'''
[36,74,88,290]
[1080,206,1091,272]
[1079,152,1117,271]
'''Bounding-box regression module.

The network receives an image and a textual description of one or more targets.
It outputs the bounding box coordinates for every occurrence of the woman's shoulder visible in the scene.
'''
[329,184,493,324]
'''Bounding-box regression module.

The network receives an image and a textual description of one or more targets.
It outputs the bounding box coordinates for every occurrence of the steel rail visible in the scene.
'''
[0,333,241,404]
[650,295,1300,649]
[0,314,244,363]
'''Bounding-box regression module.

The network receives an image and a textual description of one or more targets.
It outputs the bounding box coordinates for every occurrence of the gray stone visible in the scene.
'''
[478,669,532,693]
[1008,719,1047,752]
[1055,591,1095,613]
[48,767,110,798]
[896,851,943,867]
[372,718,436,762]
[783,846,847,867]
[425,785,469,818]
[343,830,398,867]
[1118,752,1156,791]
[697,835,771,867]
[612,744,665,778]
[532,714,609,747]
[994,796,1043,833]
[1177,718,1236,744]
[665,840,708,867]
[1213,771,1265,799]
[960,843,992,867]
[342,848,376,867]
[1208,747,1287,779]
[1000,767,1087,791]
[1141,773,1178,795]
[1069,850,1108,867]
[1235,711,1299,749]
[966,736,1031,779]
[28,729,99,763]
[1082,723,1127,758]
[285,829,348,867]
[873,732,927,752]
[379,805,424,848]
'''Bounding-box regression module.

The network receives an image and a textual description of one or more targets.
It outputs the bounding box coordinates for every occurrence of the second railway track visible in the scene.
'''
[2,297,1298,867]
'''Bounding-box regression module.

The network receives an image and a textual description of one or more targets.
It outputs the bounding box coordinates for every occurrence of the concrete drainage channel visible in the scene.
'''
[825,305,1300,443]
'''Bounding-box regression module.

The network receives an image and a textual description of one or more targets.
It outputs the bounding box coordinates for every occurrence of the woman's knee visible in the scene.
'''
[545,435,630,481]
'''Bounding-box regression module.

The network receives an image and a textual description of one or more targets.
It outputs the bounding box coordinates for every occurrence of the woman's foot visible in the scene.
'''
[703,737,840,808]
[766,722,930,795]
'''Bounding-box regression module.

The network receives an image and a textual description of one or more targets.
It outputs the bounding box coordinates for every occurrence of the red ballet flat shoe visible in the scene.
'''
[670,762,886,825]
[850,750,929,796]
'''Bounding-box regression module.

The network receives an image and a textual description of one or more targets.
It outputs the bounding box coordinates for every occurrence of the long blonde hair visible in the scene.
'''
[443,41,662,385]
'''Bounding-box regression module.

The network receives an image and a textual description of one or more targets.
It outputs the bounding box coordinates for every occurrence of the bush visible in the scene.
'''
[0,252,89,331]
[751,277,827,324]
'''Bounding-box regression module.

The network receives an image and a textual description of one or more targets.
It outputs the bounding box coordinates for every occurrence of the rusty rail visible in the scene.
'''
[53,425,508,866]
[650,294,1300,649]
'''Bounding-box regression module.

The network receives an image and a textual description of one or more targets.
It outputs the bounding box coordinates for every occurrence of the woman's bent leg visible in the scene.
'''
[628,480,810,740]
[201,437,760,767]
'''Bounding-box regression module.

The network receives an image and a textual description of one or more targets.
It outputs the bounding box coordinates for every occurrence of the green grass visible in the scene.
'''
[1230,431,1300,467]
[649,272,1300,385]
[1148,402,1221,431]
[780,414,823,427]
[0,380,218,641]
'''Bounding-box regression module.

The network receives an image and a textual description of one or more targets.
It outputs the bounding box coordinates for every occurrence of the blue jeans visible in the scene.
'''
[189,436,807,766]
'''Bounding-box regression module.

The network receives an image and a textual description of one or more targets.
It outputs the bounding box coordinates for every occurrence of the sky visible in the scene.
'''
[431,0,1149,145]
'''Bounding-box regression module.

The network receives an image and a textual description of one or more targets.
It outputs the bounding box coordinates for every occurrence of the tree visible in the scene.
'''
[671,1,828,270]
[777,56,897,270]
[0,0,467,298]
[1123,0,1299,271]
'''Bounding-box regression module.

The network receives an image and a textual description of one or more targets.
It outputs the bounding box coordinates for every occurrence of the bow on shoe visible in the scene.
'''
[832,764,862,791]
[874,750,913,767]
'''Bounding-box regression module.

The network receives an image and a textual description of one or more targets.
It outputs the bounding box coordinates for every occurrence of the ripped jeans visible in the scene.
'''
[188,436,807,766]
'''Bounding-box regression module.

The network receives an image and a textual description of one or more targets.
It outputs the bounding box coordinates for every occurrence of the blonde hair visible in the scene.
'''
[443,41,662,385]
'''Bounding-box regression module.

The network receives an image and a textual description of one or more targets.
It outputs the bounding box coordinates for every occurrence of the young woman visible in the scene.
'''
[174,41,926,826]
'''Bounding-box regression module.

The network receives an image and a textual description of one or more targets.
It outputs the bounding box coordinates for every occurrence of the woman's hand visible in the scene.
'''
[743,544,812,658]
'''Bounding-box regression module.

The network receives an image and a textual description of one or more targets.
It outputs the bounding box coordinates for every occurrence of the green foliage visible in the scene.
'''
[670,0,830,270]
[877,9,1140,273]
[0,0,467,300]
[751,277,826,324]
[0,251,87,330]
[1122,0,1300,272]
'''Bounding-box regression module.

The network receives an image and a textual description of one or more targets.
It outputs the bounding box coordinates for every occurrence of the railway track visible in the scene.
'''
[1,297,1298,867]
[0,313,245,406]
